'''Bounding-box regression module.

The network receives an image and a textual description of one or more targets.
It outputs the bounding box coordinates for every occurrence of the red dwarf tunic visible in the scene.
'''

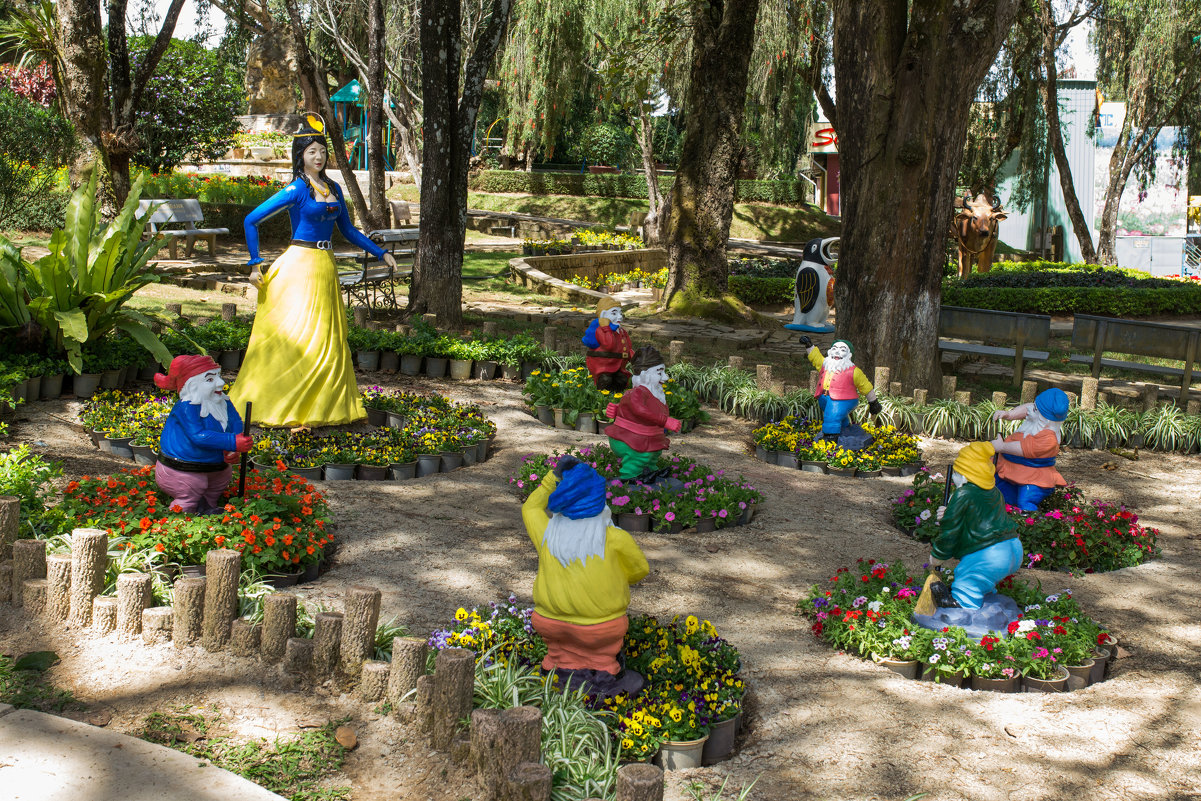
[806,348,873,400]
[604,386,675,452]
[996,429,1067,488]
[586,324,634,379]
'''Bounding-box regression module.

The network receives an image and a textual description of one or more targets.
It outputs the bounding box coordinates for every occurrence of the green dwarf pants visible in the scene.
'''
[609,438,661,479]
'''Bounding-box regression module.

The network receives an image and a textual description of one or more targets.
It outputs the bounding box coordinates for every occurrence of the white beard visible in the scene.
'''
[1016,406,1061,443]
[823,354,854,375]
[631,371,667,404]
[179,374,230,430]
[543,507,611,567]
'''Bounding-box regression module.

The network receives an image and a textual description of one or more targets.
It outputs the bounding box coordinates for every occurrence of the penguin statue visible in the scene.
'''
[784,236,839,333]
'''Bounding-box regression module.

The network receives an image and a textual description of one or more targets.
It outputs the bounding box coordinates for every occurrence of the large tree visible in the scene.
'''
[661,0,761,313]
[829,0,1023,392]
[405,0,512,326]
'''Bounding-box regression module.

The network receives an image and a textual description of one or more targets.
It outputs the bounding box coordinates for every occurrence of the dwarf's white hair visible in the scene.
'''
[1017,404,1061,443]
[542,507,611,567]
[632,363,667,403]
[823,354,854,375]
[179,369,229,429]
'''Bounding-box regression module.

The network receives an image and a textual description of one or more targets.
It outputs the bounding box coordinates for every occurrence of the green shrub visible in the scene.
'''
[0,89,77,227]
[942,285,1201,316]
[578,122,636,167]
[728,275,795,306]
[957,267,1181,289]
[467,169,813,204]
[728,256,803,278]
[990,260,1149,277]
[3,190,68,231]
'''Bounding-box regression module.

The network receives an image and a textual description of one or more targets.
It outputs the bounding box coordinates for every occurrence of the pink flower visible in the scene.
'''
[530,473,538,480]
[613,495,630,507]
[634,507,643,515]
[664,512,675,522]
[718,509,728,518]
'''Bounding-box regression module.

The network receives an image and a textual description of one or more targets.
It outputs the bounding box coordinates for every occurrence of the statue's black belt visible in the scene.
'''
[290,239,333,250]
[158,454,230,473]
[588,350,626,359]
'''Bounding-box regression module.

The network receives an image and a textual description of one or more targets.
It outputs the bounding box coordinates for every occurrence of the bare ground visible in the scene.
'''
[2,375,1200,801]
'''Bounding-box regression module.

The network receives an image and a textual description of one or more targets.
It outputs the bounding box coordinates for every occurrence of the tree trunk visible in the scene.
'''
[830,0,1022,392]
[246,26,300,114]
[54,0,109,186]
[364,0,389,231]
[637,104,662,246]
[1040,1,1097,264]
[408,0,512,327]
[663,0,761,306]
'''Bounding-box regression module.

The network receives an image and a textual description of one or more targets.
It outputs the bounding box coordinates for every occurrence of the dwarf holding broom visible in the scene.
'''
[915,442,1024,633]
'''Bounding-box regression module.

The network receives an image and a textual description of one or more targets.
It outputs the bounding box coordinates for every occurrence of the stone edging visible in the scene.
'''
[508,249,667,304]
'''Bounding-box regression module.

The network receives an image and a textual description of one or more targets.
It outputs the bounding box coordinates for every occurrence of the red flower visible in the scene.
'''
[1007,621,1020,635]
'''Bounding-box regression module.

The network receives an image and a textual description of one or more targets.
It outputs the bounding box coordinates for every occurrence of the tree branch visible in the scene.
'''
[456,0,511,150]
[131,0,187,106]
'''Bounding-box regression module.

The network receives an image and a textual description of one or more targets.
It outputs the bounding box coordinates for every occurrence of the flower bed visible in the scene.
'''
[58,465,333,573]
[751,417,922,476]
[510,445,762,531]
[565,267,667,291]
[892,468,1160,572]
[523,367,706,434]
[798,559,1116,692]
[429,598,746,764]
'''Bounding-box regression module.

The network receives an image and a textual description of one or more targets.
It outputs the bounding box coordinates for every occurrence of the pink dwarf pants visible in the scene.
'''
[154,462,233,512]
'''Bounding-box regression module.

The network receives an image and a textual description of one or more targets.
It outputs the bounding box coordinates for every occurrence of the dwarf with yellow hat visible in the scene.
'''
[582,297,635,390]
[926,441,1024,610]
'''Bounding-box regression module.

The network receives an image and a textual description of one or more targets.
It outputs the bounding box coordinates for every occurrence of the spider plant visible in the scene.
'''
[969,401,1006,440]
[473,645,544,709]
[373,617,410,661]
[1094,402,1138,448]
[922,398,969,439]
[877,394,920,431]
[542,352,586,372]
[1140,403,1189,451]
[1181,413,1201,454]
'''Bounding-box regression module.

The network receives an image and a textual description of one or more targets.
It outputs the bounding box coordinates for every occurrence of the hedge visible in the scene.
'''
[942,285,1201,317]
[958,268,1182,290]
[728,275,795,306]
[6,191,69,231]
[467,169,814,205]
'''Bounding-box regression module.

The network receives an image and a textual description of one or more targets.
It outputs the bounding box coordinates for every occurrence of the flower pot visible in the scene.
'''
[100,368,122,389]
[449,358,473,380]
[440,452,464,471]
[40,373,64,400]
[920,666,967,688]
[324,462,356,481]
[131,444,157,466]
[702,715,738,765]
[389,462,417,480]
[357,464,388,481]
[400,354,423,375]
[738,503,755,525]
[1090,648,1110,684]
[218,350,242,371]
[617,512,650,532]
[1022,666,1069,693]
[765,449,781,465]
[871,653,920,680]
[657,518,684,533]
[680,419,693,434]
[574,413,595,434]
[857,469,882,478]
[73,372,101,398]
[754,445,767,462]
[301,561,321,583]
[385,411,407,429]
[800,460,827,474]
[250,458,274,472]
[535,405,555,426]
[118,366,133,386]
[9,381,25,403]
[695,518,716,534]
[461,446,478,466]
[969,675,1020,693]
[652,288,664,301]
[521,361,540,380]
[424,357,448,378]
[900,462,925,477]
[1064,659,1095,691]
[475,360,497,380]
[107,436,135,460]
[882,466,903,477]
[416,454,441,477]
[356,350,381,371]
[379,351,399,373]
[24,375,41,401]
[654,736,708,771]
[180,564,206,579]
[97,433,114,454]
[776,452,799,469]
[87,428,104,448]
[138,362,158,381]
[828,466,857,477]
[365,407,388,426]
[501,364,521,381]
[478,439,491,462]
[264,570,303,589]
[553,408,573,429]
[290,465,323,481]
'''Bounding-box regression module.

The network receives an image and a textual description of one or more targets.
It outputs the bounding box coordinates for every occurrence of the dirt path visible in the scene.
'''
[3,377,1200,801]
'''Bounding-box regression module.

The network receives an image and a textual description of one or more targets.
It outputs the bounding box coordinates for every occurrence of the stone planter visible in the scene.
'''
[695,518,716,534]
[477,439,490,462]
[107,436,135,460]
[461,446,477,466]
[290,465,323,482]
[828,466,857,477]
[40,373,64,400]
[218,350,242,371]
[379,351,400,373]
[1022,666,1069,693]
[131,445,157,466]
[754,445,768,462]
[440,452,464,471]
[100,369,122,389]
[475,360,497,380]
[357,464,388,481]
[654,736,708,771]
[535,405,555,426]
[501,364,521,381]
[969,675,1021,693]
[73,372,102,398]
[858,469,882,478]
[871,653,920,679]
[800,460,827,474]
[900,462,926,477]
[521,361,540,379]
[574,413,595,434]
[738,503,755,525]
[324,462,356,481]
[385,411,406,429]
[1090,648,1110,684]
[416,454,441,477]
[448,359,473,380]
[400,354,423,375]
[882,466,903,477]
[617,512,650,532]
[356,350,381,371]
[139,363,158,381]
[701,715,738,765]
[24,375,41,401]
[920,666,967,688]
[553,408,574,430]
[1064,660,1095,691]
[424,357,448,378]
[776,452,799,469]
[365,407,387,426]
[389,462,418,480]
[765,449,781,465]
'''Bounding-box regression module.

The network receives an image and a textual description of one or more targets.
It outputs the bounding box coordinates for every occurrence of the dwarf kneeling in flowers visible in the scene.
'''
[522,455,649,696]
[154,355,253,514]
[604,346,681,481]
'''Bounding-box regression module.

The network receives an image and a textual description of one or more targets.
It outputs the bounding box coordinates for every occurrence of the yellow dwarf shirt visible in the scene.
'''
[521,472,649,625]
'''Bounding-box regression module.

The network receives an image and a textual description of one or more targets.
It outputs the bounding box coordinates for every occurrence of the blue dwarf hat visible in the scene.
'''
[1034,388,1069,422]
[547,463,607,520]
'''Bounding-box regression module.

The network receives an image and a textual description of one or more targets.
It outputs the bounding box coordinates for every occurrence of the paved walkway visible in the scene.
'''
[0,703,285,801]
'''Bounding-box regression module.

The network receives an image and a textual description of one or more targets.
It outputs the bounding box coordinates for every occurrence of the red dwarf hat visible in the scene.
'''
[154,354,220,392]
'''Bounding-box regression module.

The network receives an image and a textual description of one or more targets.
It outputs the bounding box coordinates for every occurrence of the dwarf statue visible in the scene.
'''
[989,388,1068,511]
[522,456,649,695]
[154,355,253,514]
[583,297,634,391]
[800,336,880,442]
[915,442,1024,638]
[604,346,682,481]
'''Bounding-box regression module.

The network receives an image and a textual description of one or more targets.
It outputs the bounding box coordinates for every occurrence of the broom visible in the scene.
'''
[914,464,955,616]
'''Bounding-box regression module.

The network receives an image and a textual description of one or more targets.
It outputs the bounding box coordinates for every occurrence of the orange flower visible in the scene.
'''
[155,543,165,552]
[306,545,315,555]
[139,517,151,529]
[264,535,275,547]
[215,535,225,545]
[281,550,289,561]
[282,534,293,545]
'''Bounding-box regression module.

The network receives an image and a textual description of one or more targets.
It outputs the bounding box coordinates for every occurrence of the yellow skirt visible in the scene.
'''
[230,246,365,427]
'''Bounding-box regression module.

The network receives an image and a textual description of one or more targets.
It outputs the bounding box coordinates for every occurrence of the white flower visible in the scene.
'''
[867,601,883,612]
[881,586,891,594]
[1017,620,1036,632]
[919,509,932,521]
[928,654,941,664]
[1024,604,1042,611]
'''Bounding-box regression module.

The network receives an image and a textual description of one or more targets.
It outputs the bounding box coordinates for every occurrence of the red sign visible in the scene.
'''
[811,127,838,148]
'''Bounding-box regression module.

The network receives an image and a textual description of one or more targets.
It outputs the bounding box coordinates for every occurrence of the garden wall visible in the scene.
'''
[509,249,666,303]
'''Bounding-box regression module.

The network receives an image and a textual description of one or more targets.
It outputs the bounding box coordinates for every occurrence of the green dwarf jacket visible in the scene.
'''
[931,482,1020,561]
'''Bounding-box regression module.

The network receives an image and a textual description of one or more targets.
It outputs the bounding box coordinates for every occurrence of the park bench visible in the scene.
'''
[937,306,1051,387]
[390,199,413,227]
[337,227,418,314]
[1069,313,1200,402]
[137,199,230,259]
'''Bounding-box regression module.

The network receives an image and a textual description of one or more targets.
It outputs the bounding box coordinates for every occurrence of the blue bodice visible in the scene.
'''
[243,177,387,265]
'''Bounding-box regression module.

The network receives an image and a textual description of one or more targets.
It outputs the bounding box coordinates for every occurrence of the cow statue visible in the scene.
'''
[952,193,1007,278]
[784,236,839,333]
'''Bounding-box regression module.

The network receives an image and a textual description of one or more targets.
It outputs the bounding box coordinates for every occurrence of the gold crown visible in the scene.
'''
[293,112,326,137]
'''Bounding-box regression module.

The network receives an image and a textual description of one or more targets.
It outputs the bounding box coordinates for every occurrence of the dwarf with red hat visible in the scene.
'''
[154,355,253,514]
[604,346,682,481]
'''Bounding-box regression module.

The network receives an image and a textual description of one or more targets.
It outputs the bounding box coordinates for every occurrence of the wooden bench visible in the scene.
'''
[137,199,230,259]
[389,199,413,227]
[937,306,1051,386]
[336,227,418,314]
[1069,314,1200,402]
